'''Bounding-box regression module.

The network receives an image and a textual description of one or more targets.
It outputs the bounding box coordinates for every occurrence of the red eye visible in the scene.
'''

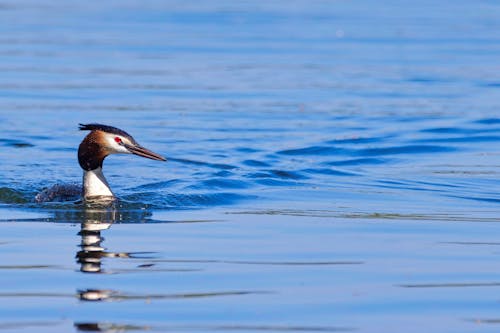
[114,137,122,143]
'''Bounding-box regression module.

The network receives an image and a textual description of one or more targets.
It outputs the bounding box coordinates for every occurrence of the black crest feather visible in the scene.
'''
[79,123,132,139]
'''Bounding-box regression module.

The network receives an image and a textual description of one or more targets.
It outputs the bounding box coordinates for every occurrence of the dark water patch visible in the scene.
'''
[247,172,280,179]
[0,187,30,204]
[247,170,307,180]
[0,138,34,148]
[278,146,354,156]
[359,145,455,156]
[199,178,250,190]
[377,179,407,186]
[169,157,237,170]
[420,127,478,134]
[476,118,500,125]
[213,170,234,177]
[412,180,461,189]
[302,168,357,177]
[27,135,52,140]
[242,159,271,167]
[236,147,261,153]
[212,154,229,159]
[407,76,452,84]
[269,169,307,180]
[125,252,159,259]
[326,136,388,145]
[447,195,500,204]
[479,82,500,88]
[137,263,155,268]
[253,178,304,187]
[44,147,75,152]
[327,157,390,166]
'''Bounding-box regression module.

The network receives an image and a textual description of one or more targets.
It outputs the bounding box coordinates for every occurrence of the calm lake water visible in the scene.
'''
[1,1,500,332]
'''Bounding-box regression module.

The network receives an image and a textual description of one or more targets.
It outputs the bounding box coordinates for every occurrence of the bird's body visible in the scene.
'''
[35,123,166,203]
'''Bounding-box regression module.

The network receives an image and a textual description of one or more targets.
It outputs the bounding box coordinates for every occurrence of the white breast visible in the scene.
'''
[83,167,114,199]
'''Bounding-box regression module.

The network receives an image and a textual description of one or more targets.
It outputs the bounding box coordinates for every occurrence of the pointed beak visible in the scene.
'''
[124,143,167,161]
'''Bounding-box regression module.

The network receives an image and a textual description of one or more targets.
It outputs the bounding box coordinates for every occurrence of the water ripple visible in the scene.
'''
[359,145,455,156]
[246,170,307,180]
[0,111,498,212]
[277,146,354,156]
[0,187,30,204]
[476,118,500,125]
[0,138,34,148]
[327,157,390,166]
[302,168,357,177]
[121,192,254,208]
[325,136,390,145]
[198,178,250,190]
[242,159,271,167]
[169,157,237,170]
[417,135,500,143]
[127,179,185,191]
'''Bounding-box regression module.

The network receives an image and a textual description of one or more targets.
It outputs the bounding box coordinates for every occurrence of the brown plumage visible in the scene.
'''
[78,130,110,171]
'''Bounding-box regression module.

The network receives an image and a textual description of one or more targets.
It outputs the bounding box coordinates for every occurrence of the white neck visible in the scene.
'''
[83,167,114,199]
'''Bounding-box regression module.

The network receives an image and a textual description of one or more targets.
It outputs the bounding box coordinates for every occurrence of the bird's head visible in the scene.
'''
[78,123,166,171]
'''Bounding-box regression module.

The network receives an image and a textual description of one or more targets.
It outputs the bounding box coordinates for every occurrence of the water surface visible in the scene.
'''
[1,1,500,332]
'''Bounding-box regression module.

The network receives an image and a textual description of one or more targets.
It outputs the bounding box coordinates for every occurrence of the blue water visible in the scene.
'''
[1,1,500,332]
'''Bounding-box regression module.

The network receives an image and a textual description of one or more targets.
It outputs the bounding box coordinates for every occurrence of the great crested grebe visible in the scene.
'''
[35,123,166,203]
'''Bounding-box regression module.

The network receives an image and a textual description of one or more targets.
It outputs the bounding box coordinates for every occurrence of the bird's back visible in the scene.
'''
[35,184,82,203]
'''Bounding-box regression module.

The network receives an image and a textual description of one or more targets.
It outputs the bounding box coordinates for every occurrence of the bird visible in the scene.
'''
[35,123,166,203]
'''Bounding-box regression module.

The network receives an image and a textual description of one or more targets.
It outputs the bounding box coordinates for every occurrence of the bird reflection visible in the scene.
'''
[53,203,152,274]
[25,203,157,303]
[78,289,116,302]
[76,219,126,274]
[75,322,151,332]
